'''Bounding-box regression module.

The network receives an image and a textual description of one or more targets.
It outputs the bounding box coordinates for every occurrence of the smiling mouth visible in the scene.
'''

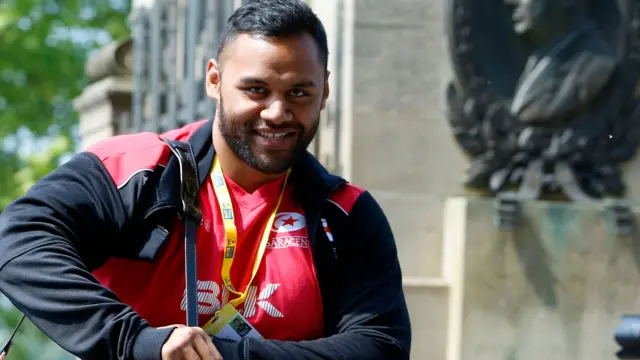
[254,130,297,139]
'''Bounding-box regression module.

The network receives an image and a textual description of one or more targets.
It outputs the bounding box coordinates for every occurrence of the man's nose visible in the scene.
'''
[261,99,292,124]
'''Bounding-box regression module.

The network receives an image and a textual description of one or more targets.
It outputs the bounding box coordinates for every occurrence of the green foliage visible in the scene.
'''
[0,303,71,360]
[0,0,131,358]
[0,0,131,210]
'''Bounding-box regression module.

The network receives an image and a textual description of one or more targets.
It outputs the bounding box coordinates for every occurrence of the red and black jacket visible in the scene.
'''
[0,119,411,360]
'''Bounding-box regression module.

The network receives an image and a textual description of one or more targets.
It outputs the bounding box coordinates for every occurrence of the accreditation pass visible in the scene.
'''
[202,303,263,341]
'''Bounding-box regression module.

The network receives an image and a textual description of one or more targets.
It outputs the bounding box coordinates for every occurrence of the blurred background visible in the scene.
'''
[0,0,130,359]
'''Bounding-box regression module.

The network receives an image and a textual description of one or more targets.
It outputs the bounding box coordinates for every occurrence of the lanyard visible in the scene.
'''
[210,156,290,308]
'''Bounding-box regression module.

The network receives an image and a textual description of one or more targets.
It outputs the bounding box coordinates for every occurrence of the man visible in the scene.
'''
[0,0,411,359]
[231,319,250,338]
[505,0,617,125]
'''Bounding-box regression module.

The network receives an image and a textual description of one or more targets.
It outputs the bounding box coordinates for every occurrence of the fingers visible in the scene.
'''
[161,326,222,360]
[193,335,214,360]
[0,351,6,360]
[182,346,201,360]
[159,324,186,329]
[192,328,222,360]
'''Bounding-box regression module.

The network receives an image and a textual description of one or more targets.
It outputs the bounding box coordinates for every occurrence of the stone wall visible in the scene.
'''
[310,1,467,358]
[443,197,640,360]
[312,0,467,279]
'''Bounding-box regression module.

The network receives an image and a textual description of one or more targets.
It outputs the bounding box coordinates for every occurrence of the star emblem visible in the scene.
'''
[281,216,297,227]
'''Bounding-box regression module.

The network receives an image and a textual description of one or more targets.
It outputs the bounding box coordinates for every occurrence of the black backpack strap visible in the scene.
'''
[0,314,25,357]
[163,139,202,327]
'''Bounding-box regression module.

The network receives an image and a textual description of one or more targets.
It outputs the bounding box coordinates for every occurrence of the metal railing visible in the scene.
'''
[128,0,241,134]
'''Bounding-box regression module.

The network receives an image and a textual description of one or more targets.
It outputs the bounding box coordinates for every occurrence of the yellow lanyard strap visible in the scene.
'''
[211,156,290,308]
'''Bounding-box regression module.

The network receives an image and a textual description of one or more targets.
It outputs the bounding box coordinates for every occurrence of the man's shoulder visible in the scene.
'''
[84,120,209,187]
[327,183,365,216]
[297,152,368,216]
[86,120,209,159]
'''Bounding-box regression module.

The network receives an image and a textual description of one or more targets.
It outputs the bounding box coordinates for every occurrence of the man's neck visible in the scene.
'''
[212,124,284,194]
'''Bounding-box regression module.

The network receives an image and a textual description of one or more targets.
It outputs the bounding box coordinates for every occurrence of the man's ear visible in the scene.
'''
[320,70,330,111]
[206,59,221,100]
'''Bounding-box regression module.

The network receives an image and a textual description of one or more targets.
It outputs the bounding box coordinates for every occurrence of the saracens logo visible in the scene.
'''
[271,212,306,233]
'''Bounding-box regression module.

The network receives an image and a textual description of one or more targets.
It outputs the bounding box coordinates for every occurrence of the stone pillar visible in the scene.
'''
[73,39,134,149]
[312,0,467,277]
[310,1,466,358]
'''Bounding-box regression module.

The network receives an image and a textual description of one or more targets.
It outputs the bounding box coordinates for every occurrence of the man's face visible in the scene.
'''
[505,0,562,35]
[206,33,329,174]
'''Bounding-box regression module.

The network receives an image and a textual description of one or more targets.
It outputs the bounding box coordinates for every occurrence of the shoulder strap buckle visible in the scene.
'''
[163,139,202,221]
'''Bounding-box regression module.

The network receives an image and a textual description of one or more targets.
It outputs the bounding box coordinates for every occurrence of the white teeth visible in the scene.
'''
[257,131,289,139]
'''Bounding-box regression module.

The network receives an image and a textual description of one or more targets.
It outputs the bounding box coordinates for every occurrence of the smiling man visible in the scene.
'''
[209,17,328,192]
[0,0,411,359]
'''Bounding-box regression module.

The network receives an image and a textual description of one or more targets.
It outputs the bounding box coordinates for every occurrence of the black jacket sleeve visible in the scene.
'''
[212,191,412,360]
[0,152,174,360]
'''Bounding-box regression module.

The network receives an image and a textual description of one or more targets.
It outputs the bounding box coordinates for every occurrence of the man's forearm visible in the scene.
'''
[0,226,174,360]
[212,331,409,360]
[0,152,173,360]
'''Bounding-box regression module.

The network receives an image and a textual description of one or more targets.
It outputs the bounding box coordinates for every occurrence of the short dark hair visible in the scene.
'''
[217,0,329,70]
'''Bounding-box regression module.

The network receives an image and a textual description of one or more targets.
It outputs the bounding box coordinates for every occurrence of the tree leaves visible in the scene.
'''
[0,0,131,358]
[0,0,131,212]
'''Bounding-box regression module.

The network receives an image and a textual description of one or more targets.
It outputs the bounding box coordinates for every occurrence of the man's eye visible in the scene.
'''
[289,89,308,97]
[246,87,266,94]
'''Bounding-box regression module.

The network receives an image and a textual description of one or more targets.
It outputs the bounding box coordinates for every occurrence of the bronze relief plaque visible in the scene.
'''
[446,0,640,201]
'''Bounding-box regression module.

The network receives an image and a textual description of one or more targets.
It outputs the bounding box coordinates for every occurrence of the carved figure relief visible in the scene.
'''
[446,0,640,201]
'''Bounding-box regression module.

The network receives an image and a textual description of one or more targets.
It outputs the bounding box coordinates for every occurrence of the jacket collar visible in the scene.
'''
[185,118,346,196]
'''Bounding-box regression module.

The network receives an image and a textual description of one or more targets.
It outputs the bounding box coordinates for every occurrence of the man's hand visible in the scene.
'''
[0,351,6,360]
[161,325,222,360]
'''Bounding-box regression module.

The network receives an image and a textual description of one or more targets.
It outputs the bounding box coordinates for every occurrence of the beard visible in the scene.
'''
[217,96,319,174]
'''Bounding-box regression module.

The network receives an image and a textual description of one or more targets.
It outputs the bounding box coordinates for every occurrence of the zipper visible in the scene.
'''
[308,180,347,277]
